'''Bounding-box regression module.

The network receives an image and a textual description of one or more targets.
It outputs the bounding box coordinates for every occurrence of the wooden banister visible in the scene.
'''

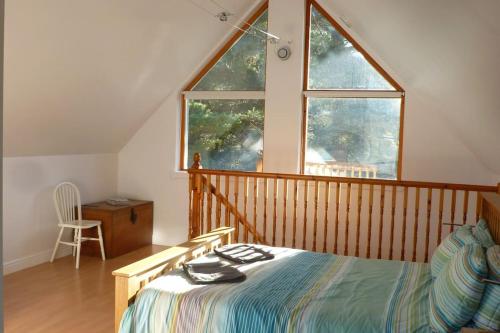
[188,153,498,262]
[480,192,500,244]
[189,152,202,239]
[202,177,268,245]
[188,168,497,192]
[191,152,202,170]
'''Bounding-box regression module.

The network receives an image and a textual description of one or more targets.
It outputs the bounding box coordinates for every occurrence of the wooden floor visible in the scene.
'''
[4,245,168,333]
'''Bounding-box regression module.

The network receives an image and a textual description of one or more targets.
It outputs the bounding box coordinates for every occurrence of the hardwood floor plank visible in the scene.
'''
[4,245,167,333]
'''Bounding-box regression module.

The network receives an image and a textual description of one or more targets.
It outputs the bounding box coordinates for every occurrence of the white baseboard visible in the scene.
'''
[3,247,73,275]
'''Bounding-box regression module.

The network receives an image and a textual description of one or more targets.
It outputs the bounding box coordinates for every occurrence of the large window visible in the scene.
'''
[181,6,268,171]
[303,2,404,179]
[181,1,404,177]
[187,99,264,170]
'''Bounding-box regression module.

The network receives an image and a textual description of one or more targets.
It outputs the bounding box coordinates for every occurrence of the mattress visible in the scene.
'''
[120,246,432,333]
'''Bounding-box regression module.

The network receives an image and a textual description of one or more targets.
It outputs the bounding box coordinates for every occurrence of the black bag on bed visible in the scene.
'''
[182,262,246,284]
[214,244,274,264]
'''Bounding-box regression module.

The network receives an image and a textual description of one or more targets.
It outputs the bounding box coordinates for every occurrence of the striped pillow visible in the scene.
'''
[431,225,479,278]
[429,243,487,332]
[473,219,495,248]
[473,245,500,331]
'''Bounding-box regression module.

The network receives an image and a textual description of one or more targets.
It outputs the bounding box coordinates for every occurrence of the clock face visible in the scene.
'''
[277,46,291,60]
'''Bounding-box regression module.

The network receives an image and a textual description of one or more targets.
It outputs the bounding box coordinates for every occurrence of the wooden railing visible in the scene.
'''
[305,161,378,178]
[479,192,500,244]
[188,154,499,262]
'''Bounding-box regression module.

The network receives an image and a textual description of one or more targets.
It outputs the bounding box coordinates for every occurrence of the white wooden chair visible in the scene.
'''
[50,182,106,269]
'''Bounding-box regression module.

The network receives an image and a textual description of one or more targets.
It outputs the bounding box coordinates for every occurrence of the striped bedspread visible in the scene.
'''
[120,246,432,333]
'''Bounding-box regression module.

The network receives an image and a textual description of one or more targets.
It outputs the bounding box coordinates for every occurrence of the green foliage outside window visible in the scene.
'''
[308,7,393,90]
[305,6,401,179]
[187,100,264,171]
[186,11,268,171]
[193,12,268,91]
[306,98,400,179]
[185,7,401,177]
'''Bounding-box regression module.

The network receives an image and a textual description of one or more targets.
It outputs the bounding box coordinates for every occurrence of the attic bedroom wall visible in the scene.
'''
[2,154,117,274]
[117,0,499,246]
[3,0,124,273]
[2,0,257,273]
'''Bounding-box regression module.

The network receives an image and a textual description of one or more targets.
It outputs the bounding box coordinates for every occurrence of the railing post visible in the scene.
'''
[190,153,203,239]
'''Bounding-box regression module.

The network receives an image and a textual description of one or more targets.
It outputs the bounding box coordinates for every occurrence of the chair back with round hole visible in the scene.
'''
[53,182,82,224]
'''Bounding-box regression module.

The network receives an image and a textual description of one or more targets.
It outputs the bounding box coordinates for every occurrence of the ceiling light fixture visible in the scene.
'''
[187,0,281,43]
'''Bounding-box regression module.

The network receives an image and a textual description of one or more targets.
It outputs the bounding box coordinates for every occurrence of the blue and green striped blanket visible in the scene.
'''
[120,247,432,333]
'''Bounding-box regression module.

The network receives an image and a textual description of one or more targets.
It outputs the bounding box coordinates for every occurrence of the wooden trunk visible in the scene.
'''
[81,200,153,258]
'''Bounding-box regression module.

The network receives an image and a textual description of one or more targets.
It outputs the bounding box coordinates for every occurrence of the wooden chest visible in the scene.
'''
[80,200,153,258]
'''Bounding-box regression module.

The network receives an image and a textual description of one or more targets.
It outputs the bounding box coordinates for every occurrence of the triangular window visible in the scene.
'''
[308,6,395,90]
[181,5,268,171]
[303,1,404,180]
[193,11,268,91]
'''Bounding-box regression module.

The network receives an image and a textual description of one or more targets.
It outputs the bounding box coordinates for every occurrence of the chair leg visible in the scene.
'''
[50,227,65,263]
[72,229,77,257]
[75,228,82,269]
[97,225,106,261]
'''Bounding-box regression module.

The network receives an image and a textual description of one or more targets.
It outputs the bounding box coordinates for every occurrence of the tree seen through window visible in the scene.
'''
[185,10,268,171]
[305,3,403,179]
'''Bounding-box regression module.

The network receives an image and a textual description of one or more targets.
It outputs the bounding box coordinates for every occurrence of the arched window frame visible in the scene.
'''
[302,0,406,180]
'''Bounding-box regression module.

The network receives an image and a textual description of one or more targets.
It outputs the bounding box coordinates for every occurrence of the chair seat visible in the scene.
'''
[58,220,101,229]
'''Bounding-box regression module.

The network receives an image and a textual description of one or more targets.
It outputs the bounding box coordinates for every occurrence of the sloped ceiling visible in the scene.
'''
[4,0,255,156]
[5,0,500,175]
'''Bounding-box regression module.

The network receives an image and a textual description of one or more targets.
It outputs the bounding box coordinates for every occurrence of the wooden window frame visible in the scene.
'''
[179,1,269,171]
[301,0,406,180]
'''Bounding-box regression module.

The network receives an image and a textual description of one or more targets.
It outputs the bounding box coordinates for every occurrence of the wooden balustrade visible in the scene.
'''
[479,192,500,244]
[188,155,498,262]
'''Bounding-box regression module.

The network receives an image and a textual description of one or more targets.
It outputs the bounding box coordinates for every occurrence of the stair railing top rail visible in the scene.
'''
[188,167,498,193]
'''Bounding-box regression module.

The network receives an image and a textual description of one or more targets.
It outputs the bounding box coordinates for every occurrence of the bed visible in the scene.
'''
[120,246,431,333]
[113,189,500,333]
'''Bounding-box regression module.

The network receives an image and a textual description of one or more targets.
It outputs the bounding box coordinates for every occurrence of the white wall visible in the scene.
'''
[118,0,499,247]
[4,0,255,157]
[262,0,304,174]
[3,154,117,274]
[118,93,187,246]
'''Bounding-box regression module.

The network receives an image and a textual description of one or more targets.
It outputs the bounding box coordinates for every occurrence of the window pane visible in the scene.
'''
[193,11,268,91]
[308,7,394,90]
[306,98,401,179]
[187,99,264,171]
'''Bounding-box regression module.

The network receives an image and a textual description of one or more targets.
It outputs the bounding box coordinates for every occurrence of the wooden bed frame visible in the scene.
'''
[479,192,500,243]
[112,192,500,333]
[112,227,233,332]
